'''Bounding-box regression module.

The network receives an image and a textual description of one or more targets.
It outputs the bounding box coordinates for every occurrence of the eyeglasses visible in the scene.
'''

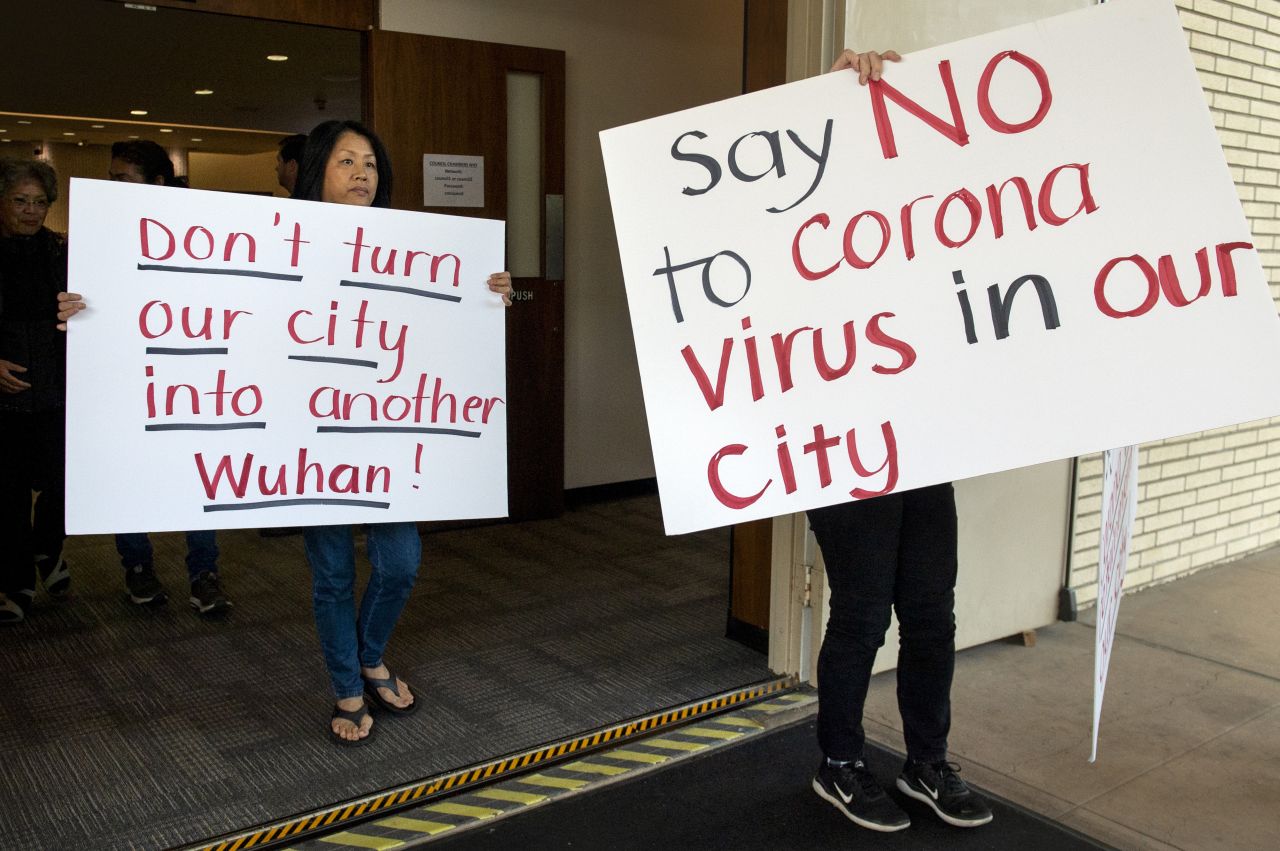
[7,195,50,211]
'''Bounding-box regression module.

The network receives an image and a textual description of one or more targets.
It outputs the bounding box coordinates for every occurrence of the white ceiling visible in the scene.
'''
[0,0,362,155]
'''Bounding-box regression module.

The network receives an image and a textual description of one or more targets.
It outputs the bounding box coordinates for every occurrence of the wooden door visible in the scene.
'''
[366,31,566,521]
[727,0,790,649]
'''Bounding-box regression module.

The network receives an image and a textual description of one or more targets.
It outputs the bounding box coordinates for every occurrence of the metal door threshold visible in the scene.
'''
[180,676,805,851]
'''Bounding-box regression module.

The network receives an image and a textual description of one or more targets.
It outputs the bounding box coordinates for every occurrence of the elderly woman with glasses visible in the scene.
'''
[0,158,72,624]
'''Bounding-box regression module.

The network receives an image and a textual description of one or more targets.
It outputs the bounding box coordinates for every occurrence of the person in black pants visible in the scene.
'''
[0,158,72,624]
[803,45,993,837]
[808,483,992,831]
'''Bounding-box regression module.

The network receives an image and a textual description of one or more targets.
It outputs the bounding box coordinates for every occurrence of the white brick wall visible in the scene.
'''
[1068,0,1280,605]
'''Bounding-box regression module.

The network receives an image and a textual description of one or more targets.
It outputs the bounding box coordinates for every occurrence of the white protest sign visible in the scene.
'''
[1091,444,1139,762]
[600,0,1280,535]
[65,179,507,533]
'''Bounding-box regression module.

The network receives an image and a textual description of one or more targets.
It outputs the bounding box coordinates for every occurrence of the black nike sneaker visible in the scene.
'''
[812,759,910,832]
[897,759,994,827]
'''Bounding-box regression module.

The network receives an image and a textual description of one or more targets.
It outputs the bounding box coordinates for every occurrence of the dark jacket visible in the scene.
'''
[0,227,68,412]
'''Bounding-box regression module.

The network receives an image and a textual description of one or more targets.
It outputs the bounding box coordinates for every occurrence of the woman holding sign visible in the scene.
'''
[55,123,511,742]
[292,120,512,745]
[1,158,72,624]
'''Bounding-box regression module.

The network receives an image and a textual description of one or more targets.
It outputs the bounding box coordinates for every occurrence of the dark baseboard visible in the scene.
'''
[565,478,659,508]
[725,614,768,654]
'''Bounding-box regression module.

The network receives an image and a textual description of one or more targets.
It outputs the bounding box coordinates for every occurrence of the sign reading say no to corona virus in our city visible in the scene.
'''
[601,0,1280,534]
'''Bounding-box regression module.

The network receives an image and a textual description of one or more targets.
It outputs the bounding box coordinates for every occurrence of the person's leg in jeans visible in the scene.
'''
[183,530,229,613]
[115,531,170,605]
[808,495,904,762]
[892,483,958,763]
[183,530,219,580]
[115,532,154,569]
[304,523,375,742]
[304,524,363,700]
[356,521,422,709]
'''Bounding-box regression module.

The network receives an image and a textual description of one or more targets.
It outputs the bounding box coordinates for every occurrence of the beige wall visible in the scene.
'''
[379,0,745,488]
[38,143,112,234]
[1068,0,1280,604]
[846,0,1093,53]
[188,150,286,196]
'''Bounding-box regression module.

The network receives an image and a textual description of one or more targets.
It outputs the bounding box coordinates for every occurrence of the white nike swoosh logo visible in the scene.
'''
[834,782,855,804]
[920,780,940,800]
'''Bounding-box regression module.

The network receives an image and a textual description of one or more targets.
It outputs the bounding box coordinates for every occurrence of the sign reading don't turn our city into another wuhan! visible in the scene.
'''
[65,179,507,534]
[601,0,1280,535]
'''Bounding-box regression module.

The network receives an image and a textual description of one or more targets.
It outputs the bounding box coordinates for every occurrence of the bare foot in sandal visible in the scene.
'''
[331,696,374,743]
[361,663,415,710]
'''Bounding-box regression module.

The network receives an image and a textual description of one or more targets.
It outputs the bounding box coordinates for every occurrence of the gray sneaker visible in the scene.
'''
[189,571,231,615]
[125,564,168,606]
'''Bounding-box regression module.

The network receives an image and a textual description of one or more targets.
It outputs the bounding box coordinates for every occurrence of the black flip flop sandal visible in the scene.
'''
[329,701,375,746]
[363,670,418,715]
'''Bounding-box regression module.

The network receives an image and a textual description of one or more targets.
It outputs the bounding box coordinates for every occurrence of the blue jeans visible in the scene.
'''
[304,522,422,699]
[115,531,219,580]
[807,483,958,764]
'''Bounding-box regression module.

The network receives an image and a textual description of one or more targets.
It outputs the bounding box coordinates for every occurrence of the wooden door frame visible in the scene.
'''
[126,0,376,31]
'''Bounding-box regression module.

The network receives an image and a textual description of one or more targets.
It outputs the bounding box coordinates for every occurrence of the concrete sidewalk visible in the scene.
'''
[861,548,1280,851]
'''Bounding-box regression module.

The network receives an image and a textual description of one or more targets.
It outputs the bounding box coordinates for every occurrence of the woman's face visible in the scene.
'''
[322,131,379,206]
[107,158,155,184]
[1,178,51,237]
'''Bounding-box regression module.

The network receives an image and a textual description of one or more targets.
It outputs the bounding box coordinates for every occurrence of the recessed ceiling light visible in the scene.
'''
[190,137,203,142]
[1,139,10,143]
[194,88,214,95]
[91,124,105,129]
[128,134,140,139]
[17,119,32,125]
[130,109,148,116]
[266,54,288,62]
[0,129,6,134]
[159,128,173,133]
[62,131,75,136]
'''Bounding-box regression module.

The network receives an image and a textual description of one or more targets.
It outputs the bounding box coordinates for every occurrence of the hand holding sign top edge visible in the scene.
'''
[830,48,902,83]
[487,271,513,306]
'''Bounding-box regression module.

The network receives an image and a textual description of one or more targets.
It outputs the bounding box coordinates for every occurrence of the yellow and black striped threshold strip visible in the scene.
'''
[183,676,807,851]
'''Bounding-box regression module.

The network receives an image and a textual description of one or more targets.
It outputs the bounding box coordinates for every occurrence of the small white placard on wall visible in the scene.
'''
[424,154,484,207]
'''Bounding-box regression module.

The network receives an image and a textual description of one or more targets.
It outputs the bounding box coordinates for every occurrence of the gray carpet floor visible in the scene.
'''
[0,495,770,851]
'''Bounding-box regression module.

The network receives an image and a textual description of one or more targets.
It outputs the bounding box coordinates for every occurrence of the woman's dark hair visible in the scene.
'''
[292,120,393,209]
[110,139,178,186]
[0,158,58,202]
